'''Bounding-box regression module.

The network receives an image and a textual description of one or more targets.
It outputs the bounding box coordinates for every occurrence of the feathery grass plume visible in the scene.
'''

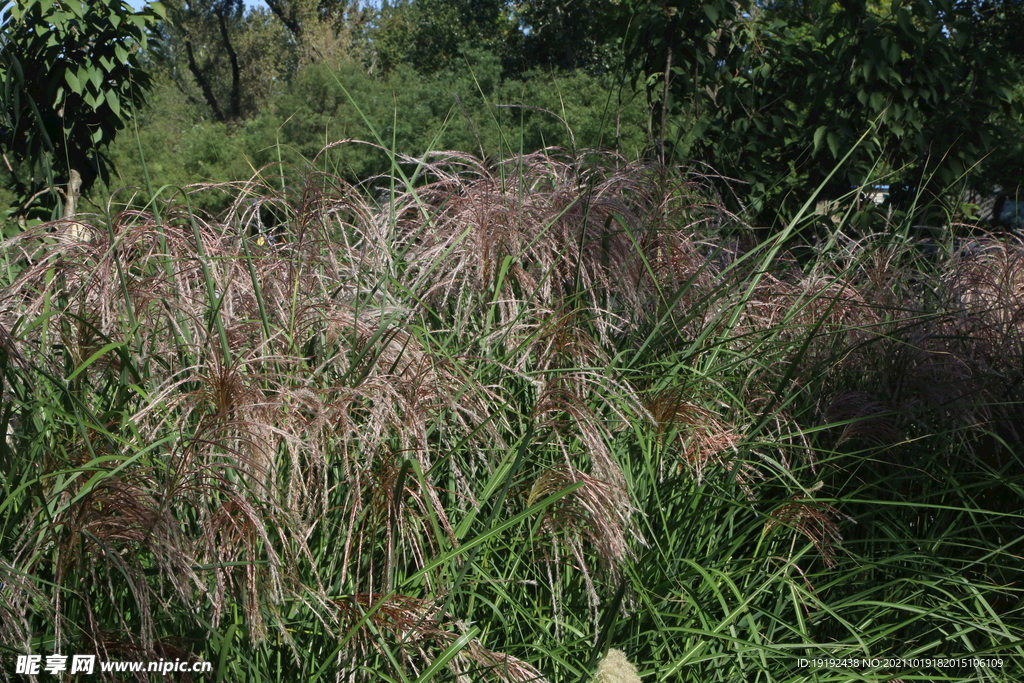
[942,235,1024,439]
[2,147,1023,681]
[592,648,641,683]
[395,149,732,341]
[645,388,744,483]
[528,464,634,626]
[764,490,847,568]
[453,640,551,683]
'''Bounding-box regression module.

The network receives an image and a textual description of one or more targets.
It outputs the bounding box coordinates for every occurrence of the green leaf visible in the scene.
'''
[106,89,120,118]
[64,69,82,93]
[813,126,827,152]
[888,41,901,63]
[49,10,71,27]
[826,131,840,159]
[66,343,125,382]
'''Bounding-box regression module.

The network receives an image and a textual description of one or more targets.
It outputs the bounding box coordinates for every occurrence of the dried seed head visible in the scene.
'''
[765,495,847,568]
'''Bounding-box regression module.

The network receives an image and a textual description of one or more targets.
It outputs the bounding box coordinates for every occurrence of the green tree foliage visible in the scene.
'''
[374,0,519,75]
[101,72,252,214]
[0,0,163,220]
[101,49,649,213]
[374,0,632,76]
[262,0,373,63]
[960,0,1024,197]
[627,0,1020,223]
[516,0,631,72]
[371,0,415,73]
[156,0,298,123]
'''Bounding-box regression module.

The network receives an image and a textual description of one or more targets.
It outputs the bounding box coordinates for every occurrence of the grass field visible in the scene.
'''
[1,148,1022,682]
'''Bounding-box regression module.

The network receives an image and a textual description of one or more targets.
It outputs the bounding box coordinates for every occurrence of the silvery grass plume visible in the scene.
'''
[593,649,641,683]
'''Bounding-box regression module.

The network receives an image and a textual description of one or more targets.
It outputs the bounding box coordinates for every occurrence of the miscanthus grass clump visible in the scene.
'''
[1,148,1021,682]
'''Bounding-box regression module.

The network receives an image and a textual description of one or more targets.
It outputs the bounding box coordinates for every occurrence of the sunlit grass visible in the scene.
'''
[1,148,1022,682]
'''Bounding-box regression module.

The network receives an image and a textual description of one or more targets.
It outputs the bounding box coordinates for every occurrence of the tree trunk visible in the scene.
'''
[264,0,303,42]
[184,37,227,122]
[216,1,243,120]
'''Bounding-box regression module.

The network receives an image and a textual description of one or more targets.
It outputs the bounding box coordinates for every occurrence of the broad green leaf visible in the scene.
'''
[813,126,827,152]
[64,69,81,93]
[826,131,840,159]
[77,66,92,89]
[106,89,120,118]
[888,41,901,63]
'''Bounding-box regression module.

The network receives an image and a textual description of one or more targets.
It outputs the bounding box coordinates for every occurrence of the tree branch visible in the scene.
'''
[183,35,226,122]
[215,0,243,120]
[264,0,303,40]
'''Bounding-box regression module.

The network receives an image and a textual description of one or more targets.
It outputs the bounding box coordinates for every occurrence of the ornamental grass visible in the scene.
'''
[1,148,1021,682]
